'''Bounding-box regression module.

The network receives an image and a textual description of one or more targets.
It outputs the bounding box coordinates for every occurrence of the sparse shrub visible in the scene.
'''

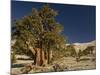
[66,45,76,57]
[82,46,95,56]
[53,64,61,72]
[76,57,80,62]
[11,51,17,63]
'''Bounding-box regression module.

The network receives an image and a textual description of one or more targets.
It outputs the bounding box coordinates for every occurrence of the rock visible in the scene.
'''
[21,63,33,74]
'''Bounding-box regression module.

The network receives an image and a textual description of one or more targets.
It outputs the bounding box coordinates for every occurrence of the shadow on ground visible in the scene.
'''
[17,58,33,60]
[11,63,24,68]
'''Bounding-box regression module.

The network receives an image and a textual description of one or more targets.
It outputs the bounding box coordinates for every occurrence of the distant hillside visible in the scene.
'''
[66,40,96,53]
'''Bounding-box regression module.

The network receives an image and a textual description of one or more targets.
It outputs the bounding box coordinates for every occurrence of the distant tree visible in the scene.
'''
[82,46,95,55]
[12,4,67,66]
[66,45,76,57]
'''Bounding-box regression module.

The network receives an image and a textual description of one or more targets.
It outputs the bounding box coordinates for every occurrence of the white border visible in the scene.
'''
[16,0,96,6]
[0,0,98,75]
[0,0,10,75]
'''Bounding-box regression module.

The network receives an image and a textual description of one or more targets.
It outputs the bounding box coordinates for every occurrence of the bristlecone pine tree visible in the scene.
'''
[12,4,67,66]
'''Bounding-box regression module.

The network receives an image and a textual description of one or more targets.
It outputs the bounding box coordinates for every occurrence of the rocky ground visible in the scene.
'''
[11,54,96,75]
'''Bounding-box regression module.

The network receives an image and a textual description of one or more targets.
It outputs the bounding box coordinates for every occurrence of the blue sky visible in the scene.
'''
[11,1,96,43]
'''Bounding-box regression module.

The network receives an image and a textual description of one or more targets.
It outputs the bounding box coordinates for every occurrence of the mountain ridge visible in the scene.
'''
[66,40,96,53]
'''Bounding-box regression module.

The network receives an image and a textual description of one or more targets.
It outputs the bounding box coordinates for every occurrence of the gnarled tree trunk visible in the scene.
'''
[35,48,47,66]
[47,49,53,64]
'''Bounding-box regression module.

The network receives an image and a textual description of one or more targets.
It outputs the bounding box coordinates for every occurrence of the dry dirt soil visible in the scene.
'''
[11,54,96,74]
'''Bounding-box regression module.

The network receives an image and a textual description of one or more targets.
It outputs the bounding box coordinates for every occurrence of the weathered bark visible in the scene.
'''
[39,40,45,66]
[50,50,53,61]
[42,50,47,66]
[25,41,37,64]
[29,46,36,55]
[25,41,48,66]
[35,48,47,66]
[47,50,53,64]
[40,48,44,66]
[35,48,41,66]
[47,49,50,64]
